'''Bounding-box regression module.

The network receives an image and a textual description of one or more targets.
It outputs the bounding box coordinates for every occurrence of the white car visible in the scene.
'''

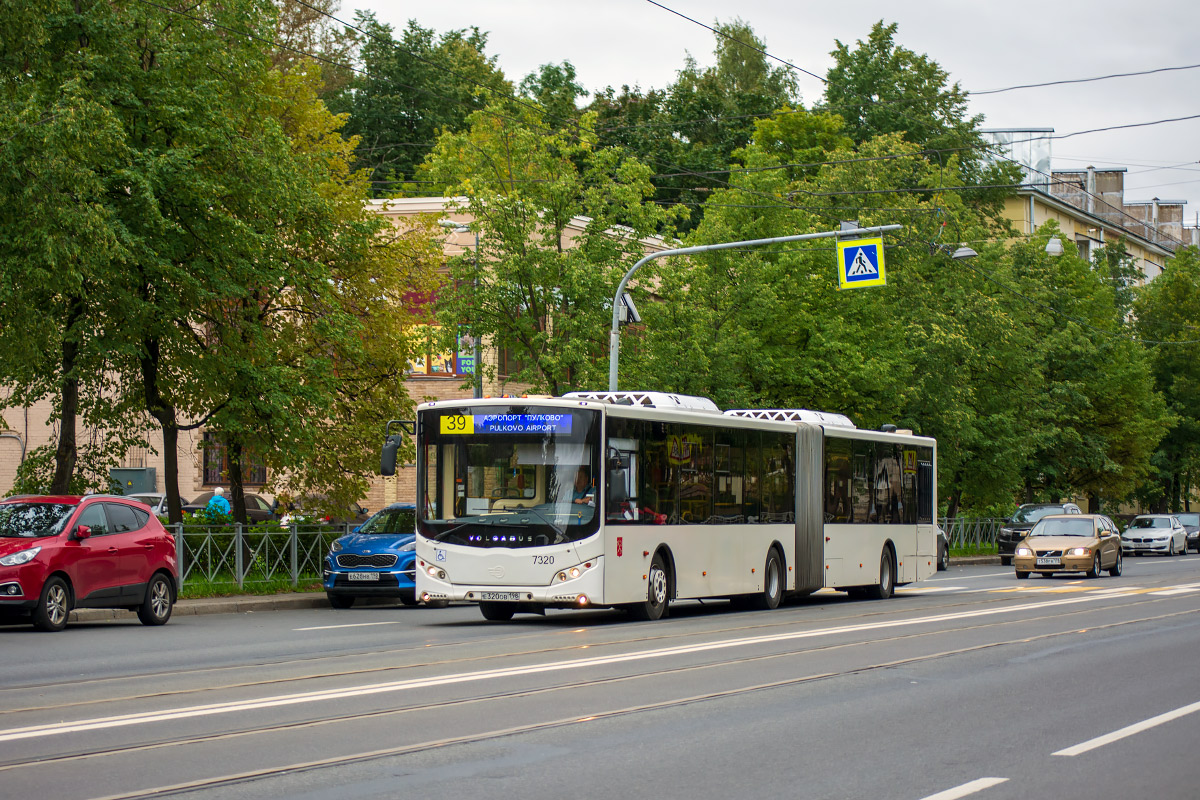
[1121,515,1187,556]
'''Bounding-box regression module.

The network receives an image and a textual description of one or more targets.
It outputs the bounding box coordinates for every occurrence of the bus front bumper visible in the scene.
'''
[416,558,606,608]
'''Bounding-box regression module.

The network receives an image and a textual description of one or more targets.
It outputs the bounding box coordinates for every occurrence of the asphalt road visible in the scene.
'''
[2,555,1199,800]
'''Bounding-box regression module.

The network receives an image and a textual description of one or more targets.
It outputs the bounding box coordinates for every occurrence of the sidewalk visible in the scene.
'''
[70,555,1003,622]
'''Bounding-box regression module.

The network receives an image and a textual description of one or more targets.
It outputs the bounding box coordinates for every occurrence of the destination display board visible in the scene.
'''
[439,413,574,435]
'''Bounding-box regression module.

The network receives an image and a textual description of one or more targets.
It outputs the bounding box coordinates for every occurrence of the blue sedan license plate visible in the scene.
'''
[348,572,379,582]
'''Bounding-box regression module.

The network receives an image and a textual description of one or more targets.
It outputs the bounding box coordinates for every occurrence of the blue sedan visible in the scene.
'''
[323,503,419,608]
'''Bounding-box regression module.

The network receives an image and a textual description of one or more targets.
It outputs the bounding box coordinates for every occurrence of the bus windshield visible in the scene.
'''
[417,406,601,547]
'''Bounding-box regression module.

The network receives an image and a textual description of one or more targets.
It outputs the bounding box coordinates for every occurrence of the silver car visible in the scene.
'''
[1121,515,1187,556]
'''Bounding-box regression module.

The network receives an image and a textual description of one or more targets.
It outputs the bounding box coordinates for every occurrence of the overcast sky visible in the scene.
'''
[345,0,1200,227]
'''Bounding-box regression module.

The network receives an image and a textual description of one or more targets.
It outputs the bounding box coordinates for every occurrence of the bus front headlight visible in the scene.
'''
[552,561,594,584]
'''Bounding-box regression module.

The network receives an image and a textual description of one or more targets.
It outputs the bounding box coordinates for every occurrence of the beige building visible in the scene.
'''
[985,128,1191,279]
[1,197,666,513]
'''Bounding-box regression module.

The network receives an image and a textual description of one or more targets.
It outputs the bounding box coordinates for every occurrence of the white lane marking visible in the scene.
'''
[294,621,406,631]
[0,593,1132,744]
[918,777,1008,800]
[1149,582,1200,596]
[896,586,968,594]
[1054,699,1200,756]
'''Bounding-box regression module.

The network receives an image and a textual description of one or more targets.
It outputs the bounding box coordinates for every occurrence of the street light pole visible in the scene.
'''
[607,224,903,392]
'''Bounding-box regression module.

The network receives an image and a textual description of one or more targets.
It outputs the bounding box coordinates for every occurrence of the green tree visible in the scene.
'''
[590,19,798,231]
[330,14,511,195]
[1134,246,1200,511]
[1,0,439,520]
[421,100,682,395]
[519,61,587,129]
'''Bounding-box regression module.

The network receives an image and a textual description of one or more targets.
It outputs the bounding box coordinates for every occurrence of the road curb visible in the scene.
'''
[67,560,1003,622]
[69,593,329,622]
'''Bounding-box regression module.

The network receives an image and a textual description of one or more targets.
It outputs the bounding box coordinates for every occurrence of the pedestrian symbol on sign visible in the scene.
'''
[848,248,877,277]
[836,237,886,289]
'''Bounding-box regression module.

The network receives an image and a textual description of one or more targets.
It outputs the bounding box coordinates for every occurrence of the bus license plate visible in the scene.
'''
[1036,557,1060,567]
[480,591,519,601]
[348,572,380,582]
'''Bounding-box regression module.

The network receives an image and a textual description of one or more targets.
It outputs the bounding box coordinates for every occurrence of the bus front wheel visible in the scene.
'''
[479,602,515,621]
[629,553,669,621]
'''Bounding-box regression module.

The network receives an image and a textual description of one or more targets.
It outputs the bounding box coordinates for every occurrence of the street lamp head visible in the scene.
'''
[438,218,470,233]
[1045,236,1064,257]
[951,246,978,261]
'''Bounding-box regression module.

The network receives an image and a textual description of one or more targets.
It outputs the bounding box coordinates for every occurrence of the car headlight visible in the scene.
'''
[1016,547,1032,556]
[1069,547,1089,556]
[330,539,344,553]
[398,541,415,552]
[0,546,41,567]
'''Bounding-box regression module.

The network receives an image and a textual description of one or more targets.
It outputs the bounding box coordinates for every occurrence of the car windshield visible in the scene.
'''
[358,507,415,535]
[1011,505,1066,524]
[1030,518,1094,537]
[1174,513,1198,527]
[1129,517,1171,529]
[0,502,76,538]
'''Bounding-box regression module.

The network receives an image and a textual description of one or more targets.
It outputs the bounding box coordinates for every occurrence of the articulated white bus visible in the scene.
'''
[387,391,937,622]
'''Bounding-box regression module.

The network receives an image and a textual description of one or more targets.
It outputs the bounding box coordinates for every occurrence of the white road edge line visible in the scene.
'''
[917,777,1008,800]
[1054,699,1200,756]
[294,621,406,631]
[0,593,1134,744]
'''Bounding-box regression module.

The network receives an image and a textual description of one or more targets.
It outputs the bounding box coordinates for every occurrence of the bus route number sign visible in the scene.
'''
[440,414,475,434]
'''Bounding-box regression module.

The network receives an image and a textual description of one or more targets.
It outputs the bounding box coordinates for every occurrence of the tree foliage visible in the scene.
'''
[330,14,511,195]
[421,100,683,395]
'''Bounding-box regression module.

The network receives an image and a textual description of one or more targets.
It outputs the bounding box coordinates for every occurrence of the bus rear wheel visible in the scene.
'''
[479,602,515,621]
[751,548,784,610]
[866,548,895,600]
[628,553,669,621]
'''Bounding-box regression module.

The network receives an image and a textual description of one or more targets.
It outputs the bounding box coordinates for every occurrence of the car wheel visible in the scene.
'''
[399,592,419,607]
[938,542,949,572]
[628,552,669,621]
[751,548,784,610]
[1086,553,1101,578]
[1108,550,1123,577]
[1016,571,1030,579]
[32,576,70,632]
[137,573,174,626]
[479,601,515,621]
[1000,556,1012,566]
[866,548,895,600]
[327,593,355,609]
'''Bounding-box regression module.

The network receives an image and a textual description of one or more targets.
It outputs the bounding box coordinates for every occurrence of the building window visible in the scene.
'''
[407,324,474,377]
[202,432,267,486]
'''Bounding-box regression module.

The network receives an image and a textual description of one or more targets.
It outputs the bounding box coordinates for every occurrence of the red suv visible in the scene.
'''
[0,495,178,632]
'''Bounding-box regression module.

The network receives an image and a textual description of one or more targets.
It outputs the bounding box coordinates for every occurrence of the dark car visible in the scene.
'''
[282,494,371,527]
[1177,512,1200,553]
[998,502,1082,565]
[0,495,177,631]
[127,493,187,516]
[182,491,277,522]
[323,503,423,608]
[937,525,950,571]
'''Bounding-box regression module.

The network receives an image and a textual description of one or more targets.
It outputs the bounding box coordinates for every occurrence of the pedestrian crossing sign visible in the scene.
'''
[836,237,886,289]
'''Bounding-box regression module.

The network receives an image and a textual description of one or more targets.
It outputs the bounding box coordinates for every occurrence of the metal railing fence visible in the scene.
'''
[172,523,350,590]
[938,517,1005,551]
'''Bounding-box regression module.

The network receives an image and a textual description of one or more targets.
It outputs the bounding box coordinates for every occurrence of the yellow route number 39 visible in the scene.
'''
[440,414,475,435]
